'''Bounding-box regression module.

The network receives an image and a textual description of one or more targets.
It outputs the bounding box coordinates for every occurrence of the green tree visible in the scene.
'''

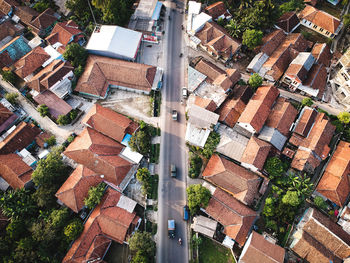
[64,219,84,242]
[136,168,153,196]
[129,231,156,258]
[63,43,88,67]
[192,234,202,249]
[13,237,40,263]
[74,65,85,78]
[189,153,203,179]
[263,197,276,217]
[45,135,56,147]
[279,0,304,14]
[132,251,150,263]
[186,184,211,214]
[6,219,27,239]
[264,157,284,180]
[91,0,133,26]
[248,73,263,89]
[129,130,151,155]
[0,189,37,219]
[84,182,106,209]
[1,70,16,85]
[337,111,350,125]
[33,1,50,12]
[287,174,313,199]
[225,19,244,38]
[242,29,263,50]
[49,208,70,229]
[217,17,226,27]
[202,132,220,159]
[38,104,50,117]
[57,114,70,125]
[343,13,350,28]
[314,196,327,210]
[5,92,18,105]
[301,97,313,107]
[65,0,93,27]
[282,191,300,207]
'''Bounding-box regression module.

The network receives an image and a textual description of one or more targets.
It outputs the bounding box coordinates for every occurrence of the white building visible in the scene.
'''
[86,25,142,61]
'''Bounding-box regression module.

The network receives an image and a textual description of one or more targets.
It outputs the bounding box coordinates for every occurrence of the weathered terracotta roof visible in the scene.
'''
[316,141,350,207]
[299,5,341,34]
[45,20,84,48]
[239,231,285,263]
[63,188,138,262]
[76,55,157,98]
[217,98,246,128]
[14,6,38,25]
[30,8,57,35]
[276,11,300,33]
[241,136,271,170]
[0,0,19,14]
[194,96,217,112]
[205,188,257,246]
[260,29,286,56]
[204,1,228,20]
[82,104,138,143]
[202,154,261,205]
[311,43,331,67]
[0,154,32,189]
[0,103,18,134]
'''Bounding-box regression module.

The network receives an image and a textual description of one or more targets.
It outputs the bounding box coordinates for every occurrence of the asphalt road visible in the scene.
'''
[156,0,188,262]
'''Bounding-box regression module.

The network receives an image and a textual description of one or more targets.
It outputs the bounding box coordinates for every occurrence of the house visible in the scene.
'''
[45,20,85,53]
[330,48,350,110]
[193,96,217,112]
[204,1,231,21]
[0,20,25,47]
[63,187,141,262]
[14,46,50,82]
[193,22,241,62]
[185,104,219,147]
[187,65,207,92]
[289,107,336,173]
[290,207,350,263]
[76,55,162,99]
[186,1,202,35]
[188,12,212,36]
[203,154,262,205]
[191,215,218,239]
[0,103,18,135]
[258,97,298,151]
[0,154,33,189]
[82,104,138,143]
[0,0,18,15]
[13,6,38,26]
[241,136,271,172]
[28,59,74,99]
[316,141,350,207]
[56,165,103,213]
[0,121,41,154]
[238,231,285,263]
[204,187,257,247]
[298,5,342,39]
[33,90,72,119]
[29,8,59,37]
[237,85,279,135]
[217,85,253,128]
[86,25,142,61]
[247,30,310,82]
[64,127,138,190]
[311,43,331,67]
[0,35,32,68]
[276,11,300,33]
[299,63,328,99]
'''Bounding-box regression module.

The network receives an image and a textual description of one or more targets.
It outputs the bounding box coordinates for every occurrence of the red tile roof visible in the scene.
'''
[265,97,298,136]
[0,103,18,134]
[260,29,286,56]
[0,121,41,154]
[63,188,138,262]
[304,0,317,6]
[239,231,285,263]
[30,8,57,35]
[0,154,32,189]
[195,22,241,60]
[64,127,134,186]
[316,141,350,207]
[311,43,331,67]
[45,20,84,49]
[299,5,341,34]
[293,107,318,137]
[0,0,19,14]
[204,1,229,20]
[82,104,138,143]
[202,154,261,205]
[28,60,74,93]
[194,96,217,112]
[241,136,271,170]
[56,165,103,213]
[276,12,300,33]
[303,63,327,99]
[76,55,157,98]
[237,85,280,133]
[14,46,50,79]
[0,20,24,42]
[205,188,257,246]
[14,6,38,25]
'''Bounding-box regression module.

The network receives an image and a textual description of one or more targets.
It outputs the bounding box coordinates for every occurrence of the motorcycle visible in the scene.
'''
[179,53,183,58]
[178,238,182,245]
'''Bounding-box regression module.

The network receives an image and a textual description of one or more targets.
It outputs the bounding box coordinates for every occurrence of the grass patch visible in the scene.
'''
[149,174,159,200]
[150,143,160,163]
[199,236,234,263]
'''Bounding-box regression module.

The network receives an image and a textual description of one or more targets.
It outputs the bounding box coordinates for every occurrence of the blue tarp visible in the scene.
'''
[121,133,132,147]
[151,2,163,21]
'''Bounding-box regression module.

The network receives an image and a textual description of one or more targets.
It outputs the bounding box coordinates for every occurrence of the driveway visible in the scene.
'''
[0,78,92,144]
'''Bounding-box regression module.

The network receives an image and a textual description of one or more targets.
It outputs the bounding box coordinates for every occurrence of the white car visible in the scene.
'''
[182,87,188,98]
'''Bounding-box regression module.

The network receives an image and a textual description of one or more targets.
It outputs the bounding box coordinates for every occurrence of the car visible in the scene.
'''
[183,206,189,221]
[170,164,176,177]
[182,87,188,98]
[172,110,178,120]
[168,219,175,238]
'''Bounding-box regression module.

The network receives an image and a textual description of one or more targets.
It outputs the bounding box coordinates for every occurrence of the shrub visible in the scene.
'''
[84,182,106,209]
[5,93,18,105]
[248,73,263,89]
[45,136,56,147]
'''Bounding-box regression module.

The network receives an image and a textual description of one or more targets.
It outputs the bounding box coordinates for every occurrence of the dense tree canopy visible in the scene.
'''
[38,104,49,117]
[129,130,151,156]
[242,29,263,50]
[301,97,313,107]
[64,219,84,242]
[338,111,350,124]
[63,43,88,68]
[129,232,156,262]
[84,182,106,209]
[264,157,285,180]
[248,73,263,89]
[5,92,18,105]
[186,184,211,214]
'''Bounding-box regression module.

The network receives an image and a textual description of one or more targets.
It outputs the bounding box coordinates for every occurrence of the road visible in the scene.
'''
[156,0,188,262]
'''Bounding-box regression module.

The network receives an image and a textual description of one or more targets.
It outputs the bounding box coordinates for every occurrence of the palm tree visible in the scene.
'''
[225,19,243,38]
